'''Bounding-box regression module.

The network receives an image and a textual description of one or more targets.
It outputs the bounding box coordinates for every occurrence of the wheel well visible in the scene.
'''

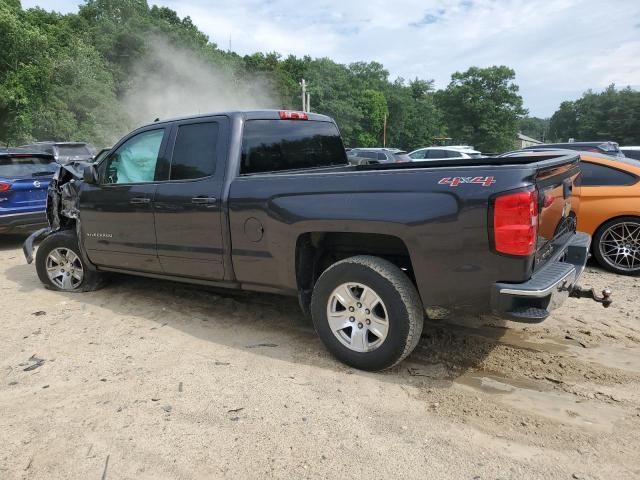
[295,232,415,295]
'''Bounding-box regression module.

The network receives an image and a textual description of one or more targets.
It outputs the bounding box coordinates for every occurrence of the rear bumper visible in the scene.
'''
[491,232,590,323]
[0,211,48,234]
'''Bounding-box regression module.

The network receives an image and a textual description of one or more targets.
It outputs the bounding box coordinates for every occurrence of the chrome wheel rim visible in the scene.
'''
[46,247,84,290]
[327,283,389,353]
[599,222,640,272]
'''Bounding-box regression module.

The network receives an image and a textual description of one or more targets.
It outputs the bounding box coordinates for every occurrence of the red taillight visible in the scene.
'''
[279,110,308,120]
[0,182,11,192]
[493,189,538,256]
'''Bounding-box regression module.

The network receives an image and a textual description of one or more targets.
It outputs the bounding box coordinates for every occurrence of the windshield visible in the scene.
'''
[393,153,413,162]
[598,142,620,153]
[56,145,94,158]
[0,156,58,177]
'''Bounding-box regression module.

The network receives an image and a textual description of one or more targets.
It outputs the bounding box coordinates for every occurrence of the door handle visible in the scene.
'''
[130,197,151,204]
[191,196,217,205]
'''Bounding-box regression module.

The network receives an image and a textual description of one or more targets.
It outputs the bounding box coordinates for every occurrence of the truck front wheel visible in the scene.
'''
[35,230,105,292]
[311,255,424,371]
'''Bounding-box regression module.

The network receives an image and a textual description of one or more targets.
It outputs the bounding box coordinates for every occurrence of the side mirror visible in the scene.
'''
[83,165,98,184]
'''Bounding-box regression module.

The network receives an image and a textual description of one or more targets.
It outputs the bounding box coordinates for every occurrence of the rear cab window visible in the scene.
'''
[241,120,347,174]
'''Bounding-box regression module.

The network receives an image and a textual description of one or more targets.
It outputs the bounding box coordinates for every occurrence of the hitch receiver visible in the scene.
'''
[569,285,613,308]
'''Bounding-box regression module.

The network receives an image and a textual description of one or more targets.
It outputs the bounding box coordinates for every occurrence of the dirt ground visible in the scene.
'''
[0,234,639,480]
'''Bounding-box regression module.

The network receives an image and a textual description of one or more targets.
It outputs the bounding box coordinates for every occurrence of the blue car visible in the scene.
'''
[0,150,58,234]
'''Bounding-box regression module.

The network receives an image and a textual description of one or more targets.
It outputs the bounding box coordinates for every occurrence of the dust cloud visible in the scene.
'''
[122,38,280,128]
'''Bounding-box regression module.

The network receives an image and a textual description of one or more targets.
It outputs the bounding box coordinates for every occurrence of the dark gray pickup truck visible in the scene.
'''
[23,110,610,370]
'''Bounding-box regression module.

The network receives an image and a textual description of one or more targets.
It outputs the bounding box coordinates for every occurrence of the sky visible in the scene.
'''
[21,0,640,117]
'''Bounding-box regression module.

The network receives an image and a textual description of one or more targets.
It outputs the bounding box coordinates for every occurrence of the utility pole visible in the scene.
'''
[306,92,311,113]
[383,113,388,147]
[300,79,307,112]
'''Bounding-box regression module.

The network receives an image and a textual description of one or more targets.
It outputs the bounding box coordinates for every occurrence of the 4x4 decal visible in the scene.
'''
[438,176,496,187]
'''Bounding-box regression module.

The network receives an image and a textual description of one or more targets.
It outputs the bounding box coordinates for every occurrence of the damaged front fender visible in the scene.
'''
[23,227,51,264]
[22,161,92,264]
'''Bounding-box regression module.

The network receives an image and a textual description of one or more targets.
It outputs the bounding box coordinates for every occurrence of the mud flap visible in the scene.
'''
[23,227,52,264]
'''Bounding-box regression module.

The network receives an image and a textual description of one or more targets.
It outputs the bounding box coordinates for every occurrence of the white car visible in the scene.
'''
[409,146,482,161]
[620,146,640,161]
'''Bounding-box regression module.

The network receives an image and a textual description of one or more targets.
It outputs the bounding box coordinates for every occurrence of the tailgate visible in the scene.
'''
[534,154,581,270]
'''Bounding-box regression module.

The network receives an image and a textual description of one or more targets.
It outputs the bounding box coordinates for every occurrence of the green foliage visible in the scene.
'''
[519,116,549,141]
[436,66,527,152]
[549,85,640,144]
[6,0,628,154]
[0,1,124,145]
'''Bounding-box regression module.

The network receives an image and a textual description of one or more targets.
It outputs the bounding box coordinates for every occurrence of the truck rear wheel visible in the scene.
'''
[311,255,424,371]
[35,230,105,292]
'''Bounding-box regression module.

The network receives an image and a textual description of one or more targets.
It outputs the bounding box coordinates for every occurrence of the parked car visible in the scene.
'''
[18,141,97,164]
[501,149,640,275]
[522,141,624,158]
[409,146,482,161]
[23,110,608,370]
[620,147,640,161]
[347,148,412,164]
[0,149,57,234]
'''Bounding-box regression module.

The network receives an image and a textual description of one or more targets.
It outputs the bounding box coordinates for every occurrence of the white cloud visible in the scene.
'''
[21,0,640,116]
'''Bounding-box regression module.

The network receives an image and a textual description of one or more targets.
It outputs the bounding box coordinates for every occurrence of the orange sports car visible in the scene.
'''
[575,152,640,275]
[501,150,640,275]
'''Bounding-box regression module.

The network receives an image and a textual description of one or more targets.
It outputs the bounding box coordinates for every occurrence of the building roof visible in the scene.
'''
[517,132,543,144]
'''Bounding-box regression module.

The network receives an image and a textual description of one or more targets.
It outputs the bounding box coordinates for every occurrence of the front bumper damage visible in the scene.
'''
[491,232,612,322]
[22,161,90,264]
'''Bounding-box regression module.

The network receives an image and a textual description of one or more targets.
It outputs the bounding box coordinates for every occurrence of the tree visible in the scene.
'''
[352,89,388,146]
[548,101,578,142]
[519,116,549,141]
[549,85,640,144]
[436,66,527,152]
[385,78,445,151]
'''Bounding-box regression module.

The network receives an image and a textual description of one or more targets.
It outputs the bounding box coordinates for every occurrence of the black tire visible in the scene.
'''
[592,217,640,276]
[35,230,105,292]
[311,255,424,371]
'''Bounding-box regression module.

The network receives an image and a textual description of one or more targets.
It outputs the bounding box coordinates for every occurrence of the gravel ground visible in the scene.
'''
[1,234,639,479]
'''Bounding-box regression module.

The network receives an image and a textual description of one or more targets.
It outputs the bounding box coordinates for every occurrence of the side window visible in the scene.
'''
[377,152,387,161]
[104,130,164,184]
[412,150,426,159]
[446,150,463,158]
[580,161,637,187]
[170,122,219,180]
[426,149,445,159]
[362,152,378,160]
[622,150,640,161]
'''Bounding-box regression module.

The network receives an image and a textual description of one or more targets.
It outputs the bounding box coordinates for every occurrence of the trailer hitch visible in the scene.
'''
[569,285,613,308]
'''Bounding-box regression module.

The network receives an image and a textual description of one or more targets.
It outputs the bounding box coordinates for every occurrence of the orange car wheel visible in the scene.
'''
[592,217,640,275]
